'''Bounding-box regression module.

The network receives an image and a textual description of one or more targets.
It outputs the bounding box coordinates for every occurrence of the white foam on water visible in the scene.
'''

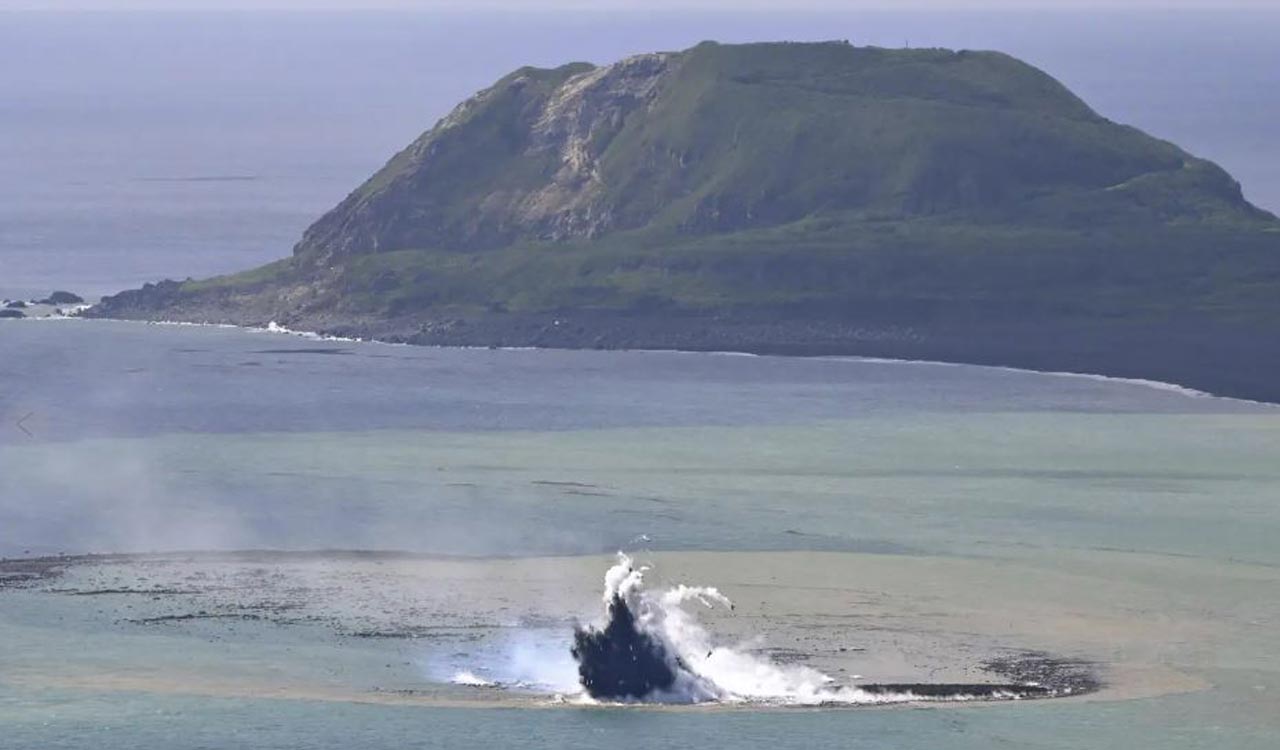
[146,319,241,329]
[64,311,1269,405]
[820,354,1218,400]
[260,320,363,343]
[50,312,1277,408]
[450,670,496,687]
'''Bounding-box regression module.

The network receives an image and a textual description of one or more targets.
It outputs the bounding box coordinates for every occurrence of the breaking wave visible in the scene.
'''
[821,354,1216,400]
[261,320,363,343]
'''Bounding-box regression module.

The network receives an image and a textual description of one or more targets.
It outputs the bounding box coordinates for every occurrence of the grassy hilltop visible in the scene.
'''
[92,41,1280,398]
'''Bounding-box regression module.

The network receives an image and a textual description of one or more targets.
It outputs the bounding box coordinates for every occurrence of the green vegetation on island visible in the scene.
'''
[91,41,1280,399]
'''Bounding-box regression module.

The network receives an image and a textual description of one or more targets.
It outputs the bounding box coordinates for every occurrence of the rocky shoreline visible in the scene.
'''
[83,294,1280,404]
[1,290,88,320]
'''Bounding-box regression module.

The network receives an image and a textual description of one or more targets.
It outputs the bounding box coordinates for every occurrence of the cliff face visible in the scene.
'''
[89,41,1280,400]
[287,41,1269,269]
[295,53,678,264]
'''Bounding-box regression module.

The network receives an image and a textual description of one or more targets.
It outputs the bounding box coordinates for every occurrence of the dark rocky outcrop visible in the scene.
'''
[40,291,84,305]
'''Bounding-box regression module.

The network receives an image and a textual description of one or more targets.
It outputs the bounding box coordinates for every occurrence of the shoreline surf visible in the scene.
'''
[17,313,1270,407]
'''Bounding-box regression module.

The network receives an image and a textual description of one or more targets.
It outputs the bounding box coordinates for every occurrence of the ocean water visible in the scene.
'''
[3,9,1280,748]
[1,9,1278,299]
[1,683,1275,750]
[1,320,1279,747]
[1,319,1274,558]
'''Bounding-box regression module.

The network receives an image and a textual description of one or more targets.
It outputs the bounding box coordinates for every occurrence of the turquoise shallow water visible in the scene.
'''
[3,684,1278,750]
[1,320,1278,747]
[3,320,1273,559]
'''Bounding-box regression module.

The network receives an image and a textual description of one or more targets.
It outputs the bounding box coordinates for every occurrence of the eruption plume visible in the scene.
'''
[570,590,681,699]
[568,553,1078,705]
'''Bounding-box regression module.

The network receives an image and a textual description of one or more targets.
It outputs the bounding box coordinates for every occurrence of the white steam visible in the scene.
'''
[429,628,581,694]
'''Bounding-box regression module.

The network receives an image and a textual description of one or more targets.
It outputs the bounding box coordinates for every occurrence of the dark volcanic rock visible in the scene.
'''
[858,683,1051,699]
[92,280,186,315]
[40,290,84,305]
[983,651,1101,695]
[0,308,25,319]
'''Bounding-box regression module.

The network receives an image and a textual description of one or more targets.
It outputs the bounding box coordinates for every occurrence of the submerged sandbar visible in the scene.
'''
[1,549,1216,709]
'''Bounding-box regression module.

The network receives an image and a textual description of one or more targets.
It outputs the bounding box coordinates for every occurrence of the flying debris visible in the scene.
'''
[566,553,1090,705]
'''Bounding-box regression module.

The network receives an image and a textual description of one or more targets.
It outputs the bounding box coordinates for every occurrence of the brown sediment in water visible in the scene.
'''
[0,549,1222,708]
[4,656,1091,711]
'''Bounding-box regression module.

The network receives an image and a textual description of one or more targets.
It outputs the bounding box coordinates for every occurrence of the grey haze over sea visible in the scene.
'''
[2,9,1278,301]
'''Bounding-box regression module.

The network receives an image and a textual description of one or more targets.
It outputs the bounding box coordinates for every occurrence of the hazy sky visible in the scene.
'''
[4,0,1278,9]
[3,3,1275,297]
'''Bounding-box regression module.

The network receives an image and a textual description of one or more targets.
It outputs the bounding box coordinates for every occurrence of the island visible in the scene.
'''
[88,41,1280,401]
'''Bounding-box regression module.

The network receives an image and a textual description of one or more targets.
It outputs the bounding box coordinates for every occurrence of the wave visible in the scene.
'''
[6,303,96,322]
[1034,370,1214,399]
[61,315,1263,404]
[828,354,1216,399]
[145,320,241,329]
[126,318,370,343]
[519,344,1228,402]
[259,320,364,343]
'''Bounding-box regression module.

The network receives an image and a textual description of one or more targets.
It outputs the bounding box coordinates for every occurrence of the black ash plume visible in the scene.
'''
[571,593,681,699]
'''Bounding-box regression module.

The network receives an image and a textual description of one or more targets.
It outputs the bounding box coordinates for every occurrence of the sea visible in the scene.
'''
[2,320,1279,747]
[2,8,1279,750]
[1,9,1278,301]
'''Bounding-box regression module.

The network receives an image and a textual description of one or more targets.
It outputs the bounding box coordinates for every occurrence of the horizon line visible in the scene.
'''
[3,2,1278,13]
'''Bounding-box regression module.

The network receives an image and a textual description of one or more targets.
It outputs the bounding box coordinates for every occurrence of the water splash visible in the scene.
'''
[450,670,496,687]
[569,553,1055,705]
